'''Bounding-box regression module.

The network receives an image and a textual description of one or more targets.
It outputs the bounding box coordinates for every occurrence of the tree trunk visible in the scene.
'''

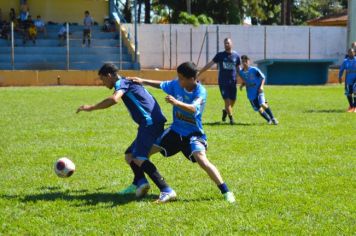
[144,0,151,23]
[123,0,132,23]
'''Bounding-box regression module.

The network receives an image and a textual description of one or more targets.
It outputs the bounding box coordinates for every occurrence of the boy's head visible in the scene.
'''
[85,11,90,16]
[37,15,41,19]
[176,62,198,89]
[241,55,250,68]
[98,63,119,89]
[348,48,355,59]
[352,42,356,50]
[224,38,232,51]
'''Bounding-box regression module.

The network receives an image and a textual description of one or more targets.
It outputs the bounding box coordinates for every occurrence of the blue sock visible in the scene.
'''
[136,178,148,187]
[259,111,271,122]
[265,108,275,120]
[218,183,229,194]
[161,187,173,193]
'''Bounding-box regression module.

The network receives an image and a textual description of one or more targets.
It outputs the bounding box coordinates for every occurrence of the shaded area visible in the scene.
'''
[304,109,345,113]
[203,121,262,126]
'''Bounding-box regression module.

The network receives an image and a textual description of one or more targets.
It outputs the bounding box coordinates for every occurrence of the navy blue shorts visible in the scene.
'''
[125,122,165,160]
[250,92,267,111]
[219,84,237,100]
[154,128,207,163]
[345,83,356,96]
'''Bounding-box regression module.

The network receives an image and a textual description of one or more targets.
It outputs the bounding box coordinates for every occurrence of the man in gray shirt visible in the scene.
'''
[83,10,94,47]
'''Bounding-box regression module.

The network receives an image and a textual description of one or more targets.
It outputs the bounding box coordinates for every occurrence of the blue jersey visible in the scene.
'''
[213,51,240,86]
[339,58,356,85]
[160,79,206,137]
[239,66,266,101]
[114,78,166,126]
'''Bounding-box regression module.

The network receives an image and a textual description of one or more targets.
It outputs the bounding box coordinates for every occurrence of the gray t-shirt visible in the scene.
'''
[83,16,94,30]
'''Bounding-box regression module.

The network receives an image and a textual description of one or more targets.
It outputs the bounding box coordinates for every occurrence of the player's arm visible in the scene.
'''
[127,77,162,89]
[197,60,215,77]
[338,62,346,84]
[76,90,124,113]
[238,73,246,91]
[165,95,201,114]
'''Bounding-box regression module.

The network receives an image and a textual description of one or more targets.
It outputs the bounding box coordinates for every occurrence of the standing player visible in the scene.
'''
[128,62,236,203]
[82,10,94,47]
[198,38,240,125]
[77,63,177,203]
[339,48,356,112]
[239,55,278,124]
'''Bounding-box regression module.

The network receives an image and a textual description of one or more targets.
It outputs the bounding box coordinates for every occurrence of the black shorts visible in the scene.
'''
[154,128,207,163]
[83,29,91,39]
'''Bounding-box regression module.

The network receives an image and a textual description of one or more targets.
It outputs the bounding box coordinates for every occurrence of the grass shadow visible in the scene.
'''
[304,109,345,113]
[203,121,262,126]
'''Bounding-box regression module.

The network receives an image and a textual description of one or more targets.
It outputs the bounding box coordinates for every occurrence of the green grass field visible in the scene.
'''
[0,85,355,235]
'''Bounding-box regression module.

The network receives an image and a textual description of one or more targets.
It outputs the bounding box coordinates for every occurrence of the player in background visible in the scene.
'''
[239,55,278,124]
[198,38,240,125]
[339,48,356,112]
[77,63,177,203]
[128,62,236,203]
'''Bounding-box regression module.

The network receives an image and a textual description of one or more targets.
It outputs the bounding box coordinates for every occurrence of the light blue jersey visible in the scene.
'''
[160,79,206,137]
[239,66,266,100]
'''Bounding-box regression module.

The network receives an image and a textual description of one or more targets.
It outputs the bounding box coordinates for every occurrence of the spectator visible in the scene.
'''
[58,23,67,46]
[0,21,10,40]
[34,15,47,37]
[22,15,33,45]
[28,22,37,44]
[19,5,29,22]
[9,8,16,22]
[102,18,115,32]
[0,8,3,22]
[82,10,94,47]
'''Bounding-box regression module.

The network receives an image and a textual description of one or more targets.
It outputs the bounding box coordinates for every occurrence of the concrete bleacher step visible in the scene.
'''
[0,46,129,54]
[2,54,132,62]
[0,62,136,70]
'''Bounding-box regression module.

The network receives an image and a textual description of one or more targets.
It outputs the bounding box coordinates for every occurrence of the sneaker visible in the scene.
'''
[272,118,279,125]
[155,190,177,203]
[268,120,273,125]
[223,191,236,203]
[229,118,235,125]
[222,109,227,122]
[347,106,353,112]
[117,184,136,195]
[136,183,150,198]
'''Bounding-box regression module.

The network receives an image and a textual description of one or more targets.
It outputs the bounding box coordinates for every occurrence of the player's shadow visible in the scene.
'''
[0,188,158,208]
[304,109,345,113]
[203,121,261,126]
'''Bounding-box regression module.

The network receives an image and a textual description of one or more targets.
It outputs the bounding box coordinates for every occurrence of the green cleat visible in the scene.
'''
[223,192,236,203]
[118,184,136,195]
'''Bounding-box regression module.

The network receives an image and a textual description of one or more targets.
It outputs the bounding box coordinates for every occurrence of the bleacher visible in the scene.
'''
[0,24,138,70]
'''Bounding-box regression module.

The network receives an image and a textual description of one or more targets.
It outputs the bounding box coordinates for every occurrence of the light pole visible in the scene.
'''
[347,0,356,47]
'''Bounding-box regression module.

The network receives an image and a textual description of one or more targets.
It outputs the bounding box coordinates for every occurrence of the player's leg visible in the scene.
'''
[219,85,228,122]
[345,84,354,112]
[250,98,271,123]
[187,137,235,203]
[260,93,278,125]
[226,85,237,124]
[131,124,176,202]
[353,83,356,112]
[82,30,86,46]
[88,30,91,47]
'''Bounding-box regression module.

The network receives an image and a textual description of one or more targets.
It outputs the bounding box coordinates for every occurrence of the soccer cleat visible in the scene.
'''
[268,120,273,125]
[230,118,235,125]
[272,118,279,125]
[136,183,150,198]
[223,191,236,203]
[117,184,136,195]
[155,190,177,203]
[222,109,227,122]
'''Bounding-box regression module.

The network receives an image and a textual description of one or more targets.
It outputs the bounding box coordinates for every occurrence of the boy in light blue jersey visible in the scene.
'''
[128,62,236,203]
[77,63,176,203]
[339,48,356,112]
[239,55,278,125]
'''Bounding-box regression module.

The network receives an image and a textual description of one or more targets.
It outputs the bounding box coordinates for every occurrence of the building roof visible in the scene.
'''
[307,9,347,26]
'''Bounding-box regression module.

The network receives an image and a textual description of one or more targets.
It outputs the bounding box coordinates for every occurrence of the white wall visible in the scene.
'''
[123,24,347,69]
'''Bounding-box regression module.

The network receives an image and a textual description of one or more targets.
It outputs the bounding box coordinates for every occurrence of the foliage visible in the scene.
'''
[178,12,213,26]
[0,86,355,234]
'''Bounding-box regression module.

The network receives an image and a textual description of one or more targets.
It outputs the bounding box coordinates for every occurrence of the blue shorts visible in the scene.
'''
[125,122,165,161]
[219,84,237,100]
[154,128,207,163]
[250,92,267,111]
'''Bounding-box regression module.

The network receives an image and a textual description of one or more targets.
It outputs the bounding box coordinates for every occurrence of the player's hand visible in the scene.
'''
[259,87,264,93]
[127,76,143,84]
[76,105,92,113]
[165,95,177,105]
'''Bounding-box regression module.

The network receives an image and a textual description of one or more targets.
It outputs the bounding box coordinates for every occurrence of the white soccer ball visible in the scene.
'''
[54,157,75,178]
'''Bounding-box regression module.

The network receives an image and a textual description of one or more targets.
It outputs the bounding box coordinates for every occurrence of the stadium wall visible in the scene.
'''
[123,24,347,69]
[0,69,339,86]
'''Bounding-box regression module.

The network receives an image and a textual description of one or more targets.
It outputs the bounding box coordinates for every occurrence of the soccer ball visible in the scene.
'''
[54,157,75,178]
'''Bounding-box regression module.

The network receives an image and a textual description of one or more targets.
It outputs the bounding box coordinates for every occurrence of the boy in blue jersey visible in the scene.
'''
[239,55,278,125]
[128,62,236,203]
[199,38,240,125]
[339,48,356,112]
[76,63,177,203]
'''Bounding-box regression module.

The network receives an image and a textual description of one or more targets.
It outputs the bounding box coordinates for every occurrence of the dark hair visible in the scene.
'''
[85,11,89,14]
[98,63,118,76]
[177,62,198,79]
[241,55,250,60]
[224,37,231,42]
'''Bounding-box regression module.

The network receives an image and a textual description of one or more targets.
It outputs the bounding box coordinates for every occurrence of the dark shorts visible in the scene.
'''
[83,29,91,39]
[345,83,356,96]
[154,128,207,163]
[250,92,267,111]
[219,84,237,100]
[125,122,165,161]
